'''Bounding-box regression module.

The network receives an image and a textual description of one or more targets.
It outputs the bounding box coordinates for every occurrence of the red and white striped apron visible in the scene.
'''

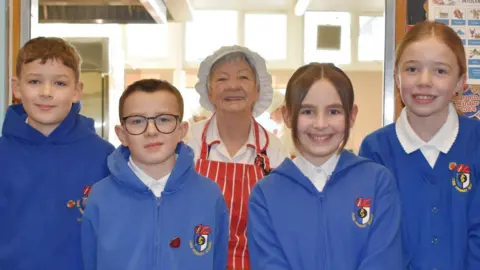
[195,117,271,270]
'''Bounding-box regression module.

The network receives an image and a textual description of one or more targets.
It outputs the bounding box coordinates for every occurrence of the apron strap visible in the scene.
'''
[252,120,272,175]
[253,119,270,154]
[199,115,215,160]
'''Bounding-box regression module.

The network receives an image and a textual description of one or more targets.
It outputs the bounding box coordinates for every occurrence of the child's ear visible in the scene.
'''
[178,121,189,142]
[454,74,467,97]
[394,70,400,90]
[350,104,359,128]
[115,125,129,147]
[73,81,84,103]
[11,77,21,100]
[282,105,293,129]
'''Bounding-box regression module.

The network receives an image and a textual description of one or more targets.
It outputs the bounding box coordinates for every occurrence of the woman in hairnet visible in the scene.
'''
[187,45,286,270]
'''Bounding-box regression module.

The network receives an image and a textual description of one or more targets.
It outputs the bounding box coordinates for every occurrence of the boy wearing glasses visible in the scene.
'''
[81,79,229,270]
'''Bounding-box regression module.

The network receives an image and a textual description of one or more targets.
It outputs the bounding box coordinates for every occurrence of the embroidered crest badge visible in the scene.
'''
[189,224,213,256]
[66,185,91,222]
[352,197,373,228]
[450,162,472,192]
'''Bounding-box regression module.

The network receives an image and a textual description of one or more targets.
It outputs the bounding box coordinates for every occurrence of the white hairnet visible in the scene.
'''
[195,45,274,117]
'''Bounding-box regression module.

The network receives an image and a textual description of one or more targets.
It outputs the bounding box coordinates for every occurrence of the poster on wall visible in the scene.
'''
[428,0,480,84]
[456,85,480,119]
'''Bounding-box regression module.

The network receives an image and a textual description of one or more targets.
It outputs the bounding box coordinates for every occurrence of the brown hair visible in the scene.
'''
[119,79,185,121]
[396,20,466,76]
[16,37,82,81]
[285,63,355,152]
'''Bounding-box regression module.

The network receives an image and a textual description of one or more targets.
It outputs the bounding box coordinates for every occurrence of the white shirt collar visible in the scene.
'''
[206,115,257,160]
[128,156,170,197]
[293,153,340,192]
[207,115,256,146]
[395,103,459,154]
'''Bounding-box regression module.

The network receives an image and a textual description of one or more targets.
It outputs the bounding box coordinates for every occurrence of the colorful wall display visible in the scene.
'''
[429,0,480,84]
[423,0,480,118]
[457,85,480,119]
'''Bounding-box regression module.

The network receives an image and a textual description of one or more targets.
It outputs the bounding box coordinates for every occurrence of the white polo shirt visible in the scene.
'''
[395,103,459,168]
[293,153,340,192]
[128,156,170,198]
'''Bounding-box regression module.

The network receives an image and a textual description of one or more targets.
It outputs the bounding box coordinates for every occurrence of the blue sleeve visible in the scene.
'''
[81,201,98,270]
[213,196,229,270]
[248,185,290,270]
[358,136,384,165]
[467,164,480,269]
[358,168,403,270]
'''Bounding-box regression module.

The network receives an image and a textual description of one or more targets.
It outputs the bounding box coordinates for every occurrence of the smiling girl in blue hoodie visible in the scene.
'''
[247,63,402,270]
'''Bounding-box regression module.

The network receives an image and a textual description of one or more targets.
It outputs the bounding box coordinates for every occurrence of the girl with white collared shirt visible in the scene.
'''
[359,21,480,270]
[247,63,402,270]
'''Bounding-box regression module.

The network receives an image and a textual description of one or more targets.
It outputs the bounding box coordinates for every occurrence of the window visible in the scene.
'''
[358,16,385,61]
[125,24,169,59]
[255,112,280,134]
[304,12,351,65]
[181,88,202,121]
[185,10,238,62]
[244,14,287,60]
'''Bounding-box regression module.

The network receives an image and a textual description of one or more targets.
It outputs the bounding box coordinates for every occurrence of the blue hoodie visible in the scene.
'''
[81,142,229,270]
[248,150,402,270]
[359,116,480,270]
[0,103,115,270]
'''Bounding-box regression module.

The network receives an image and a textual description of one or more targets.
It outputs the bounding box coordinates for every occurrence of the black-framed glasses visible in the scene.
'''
[122,114,180,135]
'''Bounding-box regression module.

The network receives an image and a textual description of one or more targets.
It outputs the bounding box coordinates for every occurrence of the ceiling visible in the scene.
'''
[36,0,385,25]
[39,0,140,5]
[189,0,385,13]
[38,0,386,14]
[37,0,194,23]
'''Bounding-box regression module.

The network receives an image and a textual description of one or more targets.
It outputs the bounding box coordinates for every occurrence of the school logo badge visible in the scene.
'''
[66,185,91,222]
[255,153,271,175]
[450,162,472,192]
[352,197,373,228]
[190,224,213,256]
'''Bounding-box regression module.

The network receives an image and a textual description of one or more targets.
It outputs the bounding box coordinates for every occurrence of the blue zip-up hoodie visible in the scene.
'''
[81,142,229,270]
[359,116,480,270]
[248,150,402,270]
[0,103,115,270]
